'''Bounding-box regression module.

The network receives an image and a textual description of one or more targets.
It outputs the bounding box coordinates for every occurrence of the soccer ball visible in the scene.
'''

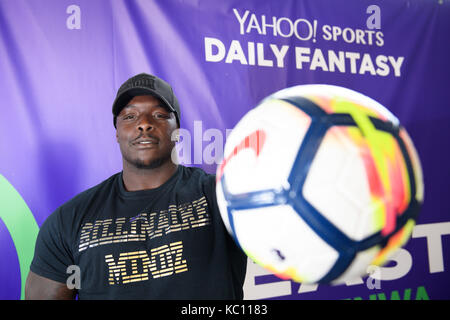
[216,85,424,284]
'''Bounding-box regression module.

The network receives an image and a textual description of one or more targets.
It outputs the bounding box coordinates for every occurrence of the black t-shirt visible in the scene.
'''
[30,165,247,299]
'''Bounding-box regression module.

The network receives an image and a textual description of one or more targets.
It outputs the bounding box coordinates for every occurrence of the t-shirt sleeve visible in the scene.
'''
[30,208,75,284]
[203,173,248,294]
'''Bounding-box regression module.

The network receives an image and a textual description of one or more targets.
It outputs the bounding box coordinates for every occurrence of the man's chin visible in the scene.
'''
[133,158,165,170]
[129,153,178,170]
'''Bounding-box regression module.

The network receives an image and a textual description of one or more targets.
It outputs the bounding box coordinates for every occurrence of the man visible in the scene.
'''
[25,73,247,299]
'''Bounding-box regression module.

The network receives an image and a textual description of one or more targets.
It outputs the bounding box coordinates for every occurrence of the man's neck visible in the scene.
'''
[121,161,178,192]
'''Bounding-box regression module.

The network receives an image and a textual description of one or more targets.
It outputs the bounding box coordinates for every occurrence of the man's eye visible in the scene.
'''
[123,114,136,120]
[155,113,169,119]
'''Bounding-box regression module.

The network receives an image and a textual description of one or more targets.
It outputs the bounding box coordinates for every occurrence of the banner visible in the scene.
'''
[0,0,449,300]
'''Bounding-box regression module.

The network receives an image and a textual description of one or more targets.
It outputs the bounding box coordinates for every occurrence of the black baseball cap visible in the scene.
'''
[112,73,180,127]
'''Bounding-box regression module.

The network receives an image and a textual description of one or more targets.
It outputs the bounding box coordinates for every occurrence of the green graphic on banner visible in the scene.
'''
[0,174,39,300]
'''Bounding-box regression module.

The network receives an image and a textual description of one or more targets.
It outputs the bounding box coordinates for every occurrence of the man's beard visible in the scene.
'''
[134,157,165,169]
[124,152,172,170]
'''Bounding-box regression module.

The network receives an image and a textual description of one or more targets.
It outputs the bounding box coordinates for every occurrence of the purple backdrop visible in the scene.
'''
[0,0,449,300]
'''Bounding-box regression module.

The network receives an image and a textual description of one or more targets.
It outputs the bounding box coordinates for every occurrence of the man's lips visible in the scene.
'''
[132,137,159,148]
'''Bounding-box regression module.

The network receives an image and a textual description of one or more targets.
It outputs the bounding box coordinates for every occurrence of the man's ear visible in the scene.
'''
[116,131,119,143]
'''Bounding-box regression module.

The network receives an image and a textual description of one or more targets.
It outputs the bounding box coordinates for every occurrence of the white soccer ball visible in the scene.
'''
[216,85,424,284]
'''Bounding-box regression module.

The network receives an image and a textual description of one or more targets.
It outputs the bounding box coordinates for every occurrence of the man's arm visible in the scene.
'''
[25,270,76,300]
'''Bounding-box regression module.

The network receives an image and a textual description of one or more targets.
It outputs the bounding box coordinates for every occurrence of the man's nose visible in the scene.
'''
[137,115,154,131]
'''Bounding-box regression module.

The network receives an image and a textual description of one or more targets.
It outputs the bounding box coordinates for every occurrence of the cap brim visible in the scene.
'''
[112,87,176,116]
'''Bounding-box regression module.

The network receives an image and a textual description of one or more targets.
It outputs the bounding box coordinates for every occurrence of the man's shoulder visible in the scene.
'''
[179,165,216,187]
[180,165,215,180]
[177,166,219,208]
[37,173,121,245]
[58,172,120,213]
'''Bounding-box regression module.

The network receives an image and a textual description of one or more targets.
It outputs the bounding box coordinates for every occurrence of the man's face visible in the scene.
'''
[115,95,178,169]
